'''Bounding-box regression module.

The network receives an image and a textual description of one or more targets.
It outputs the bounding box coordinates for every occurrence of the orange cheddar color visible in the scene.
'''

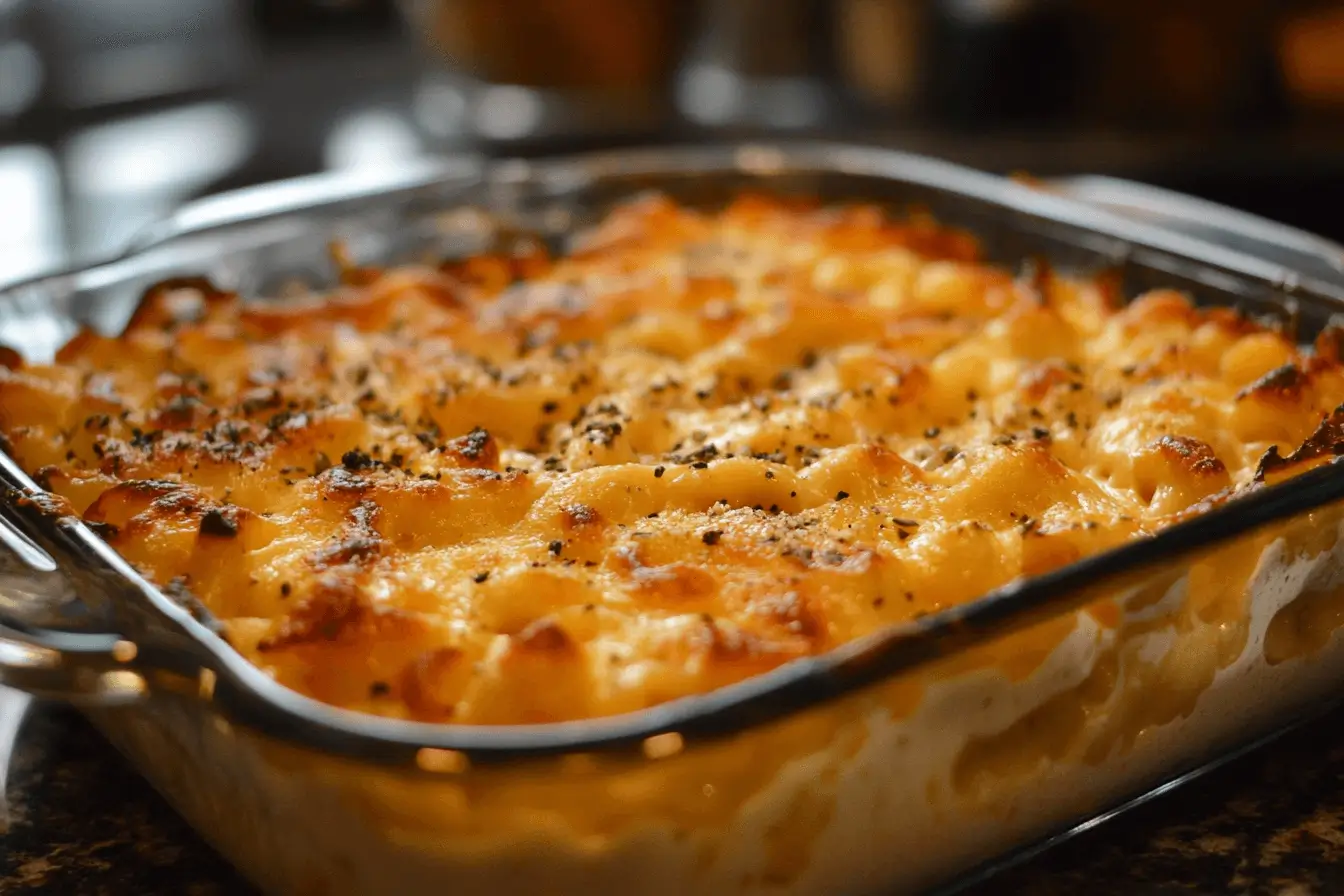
[3,193,1342,725]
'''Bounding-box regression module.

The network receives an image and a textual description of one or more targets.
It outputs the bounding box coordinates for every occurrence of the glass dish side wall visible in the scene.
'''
[84,501,1344,896]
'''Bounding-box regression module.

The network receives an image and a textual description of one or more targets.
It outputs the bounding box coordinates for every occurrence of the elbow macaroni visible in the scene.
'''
[3,192,1342,725]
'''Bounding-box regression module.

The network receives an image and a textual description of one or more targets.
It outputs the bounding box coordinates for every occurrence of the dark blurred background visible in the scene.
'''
[3,0,1344,283]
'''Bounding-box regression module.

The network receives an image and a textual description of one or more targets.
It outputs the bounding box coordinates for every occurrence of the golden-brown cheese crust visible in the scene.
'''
[3,192,1343,724]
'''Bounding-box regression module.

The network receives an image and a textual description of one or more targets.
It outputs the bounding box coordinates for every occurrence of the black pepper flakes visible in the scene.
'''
[653,465,666,478]
[341,448,374,471]
[548,540,563,556]
[702,530,722,546]
[473,571,490,584]
[835,490,850,501]
[199,508,238,538]
[457,427,492,460]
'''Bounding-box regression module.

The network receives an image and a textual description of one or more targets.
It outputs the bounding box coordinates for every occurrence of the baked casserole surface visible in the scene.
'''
[3,193,1343,725]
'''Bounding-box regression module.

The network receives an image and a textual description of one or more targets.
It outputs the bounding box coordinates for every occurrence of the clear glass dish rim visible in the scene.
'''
[3,140,1344,765]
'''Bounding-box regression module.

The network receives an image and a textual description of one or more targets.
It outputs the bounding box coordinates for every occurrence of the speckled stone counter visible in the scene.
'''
[5,700,1344,895]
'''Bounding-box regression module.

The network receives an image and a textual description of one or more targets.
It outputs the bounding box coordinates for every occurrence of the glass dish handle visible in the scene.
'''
[1045,175,1344,289]
[0,509,145,835]
[0,512,148,707]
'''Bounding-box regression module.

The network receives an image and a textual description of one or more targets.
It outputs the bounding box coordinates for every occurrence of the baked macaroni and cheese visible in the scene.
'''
[3,193,1342,726]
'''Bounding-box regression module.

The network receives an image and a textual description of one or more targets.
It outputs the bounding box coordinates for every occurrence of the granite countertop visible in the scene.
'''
[5,699,1344,895]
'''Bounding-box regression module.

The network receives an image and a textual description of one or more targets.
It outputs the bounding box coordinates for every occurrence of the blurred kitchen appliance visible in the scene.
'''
[1073,0,1286,130]
[400,0,694,150]
[250,0,399,38]
[675,0,835,132]
[833,0,926,117]
[28,0,252,111]
[1278,3,1344,114]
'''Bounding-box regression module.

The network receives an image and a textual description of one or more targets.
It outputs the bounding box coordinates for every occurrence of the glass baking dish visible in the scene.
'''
[4,144,1344,896]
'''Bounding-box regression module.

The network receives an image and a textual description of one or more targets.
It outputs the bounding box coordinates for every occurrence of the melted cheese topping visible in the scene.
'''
[4,193,1344,725]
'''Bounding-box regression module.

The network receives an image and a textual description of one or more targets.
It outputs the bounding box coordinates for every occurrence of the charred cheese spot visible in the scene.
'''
[1148,435,1227,476]
[561,502,602,530]
[612,544,719,608]
[440,427,499,469]
[1132,436,1233,516]
[1256,404,1344,485]
[514,616,574,652]
[1237,363,1307,403]
[4,192,1342,725]
[199,506,241,538]
[399,646,469,721]
[1017,362,1081,403]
